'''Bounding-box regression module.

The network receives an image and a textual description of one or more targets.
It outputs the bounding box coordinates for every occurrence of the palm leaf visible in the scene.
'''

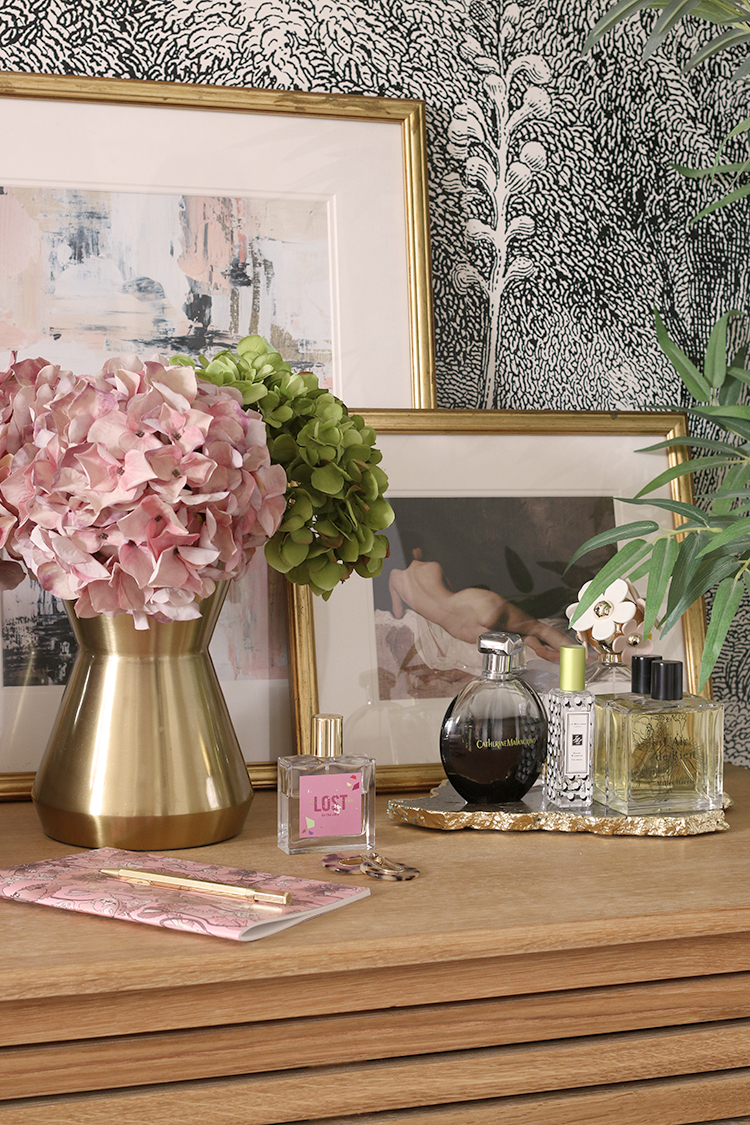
[696,488,750,500]
[637,435,741,455]
[705,309,741,388]
[685,405,750,441]
[642,536,681,638]
[654,309,712,399]
[672,160,750,176]
[683,27,750,71]
[719,372,744,405]
[699,573,745,689]
[566,520,660,568]
[712,463,750,516]
[696,519,750,555]
[643,0,704,59]
[692,0,750,20]
[732,53,750,78]
[582,0,657,53]
[634,455,740,498]
[660,549,741,633]
[621,496,711,523]
[690,181,750,223]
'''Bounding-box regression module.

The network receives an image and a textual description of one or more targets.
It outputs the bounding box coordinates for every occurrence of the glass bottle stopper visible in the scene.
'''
[311,713,343,757]
[558,644,586,691]
[477,631,522,678]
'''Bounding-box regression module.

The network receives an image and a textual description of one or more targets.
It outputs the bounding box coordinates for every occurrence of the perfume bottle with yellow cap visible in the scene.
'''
[543,645,594,809]
[277,714,376,854]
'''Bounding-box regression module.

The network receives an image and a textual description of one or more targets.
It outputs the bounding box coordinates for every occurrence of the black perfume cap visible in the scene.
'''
[650,660,683,700]
[630,654,662,694]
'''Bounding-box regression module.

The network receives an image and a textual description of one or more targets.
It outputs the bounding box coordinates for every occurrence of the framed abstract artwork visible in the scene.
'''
[0,73,436,798]
[288,409,707,791]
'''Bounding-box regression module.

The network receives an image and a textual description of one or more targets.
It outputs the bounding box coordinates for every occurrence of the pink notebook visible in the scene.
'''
[0,847,370,942]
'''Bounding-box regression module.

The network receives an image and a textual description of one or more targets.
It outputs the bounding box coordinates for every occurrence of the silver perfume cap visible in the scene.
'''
[478,632,522,677]
[311,713,343,757]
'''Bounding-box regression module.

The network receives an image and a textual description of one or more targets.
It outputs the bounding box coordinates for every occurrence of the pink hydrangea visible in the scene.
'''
[0,354,287,627]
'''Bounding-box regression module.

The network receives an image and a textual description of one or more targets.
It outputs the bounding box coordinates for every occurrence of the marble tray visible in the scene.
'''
[387,781,730,837]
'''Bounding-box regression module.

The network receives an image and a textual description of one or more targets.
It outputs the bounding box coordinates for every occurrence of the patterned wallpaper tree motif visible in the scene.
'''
[0,0,748,760]
[444,10,554,407]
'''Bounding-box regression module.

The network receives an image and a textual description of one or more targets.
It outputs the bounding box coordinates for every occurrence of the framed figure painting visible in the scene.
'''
[289,409,707,790]
[0,74,436,798]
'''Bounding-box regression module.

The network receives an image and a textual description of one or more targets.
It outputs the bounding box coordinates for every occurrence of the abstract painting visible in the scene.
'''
[0,184,332,384]
[0,181,331,772]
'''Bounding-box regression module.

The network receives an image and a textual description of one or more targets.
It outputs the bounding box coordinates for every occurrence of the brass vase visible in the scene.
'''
[32,583,253,850]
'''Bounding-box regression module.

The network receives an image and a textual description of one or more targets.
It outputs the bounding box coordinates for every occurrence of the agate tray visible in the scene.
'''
[387,781,730,837]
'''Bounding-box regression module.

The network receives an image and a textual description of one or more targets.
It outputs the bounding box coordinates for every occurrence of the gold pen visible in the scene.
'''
[100,867,291,905]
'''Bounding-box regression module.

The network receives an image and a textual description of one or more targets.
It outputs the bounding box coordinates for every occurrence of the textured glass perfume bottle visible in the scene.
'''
[440,632,547,804]
[277,714,375,854]
[607,660,724,814]
[544,645,594,809]
[592,654,662,805]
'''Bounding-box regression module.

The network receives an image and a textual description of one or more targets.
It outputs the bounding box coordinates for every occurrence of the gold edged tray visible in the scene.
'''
[387,782,730,837]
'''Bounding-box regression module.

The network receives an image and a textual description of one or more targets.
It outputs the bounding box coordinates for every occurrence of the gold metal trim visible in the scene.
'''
[0,72,437,796]
[0,72,436,410]
[289,409,708,791]
[376,763,446,792]
[0,773,35,801]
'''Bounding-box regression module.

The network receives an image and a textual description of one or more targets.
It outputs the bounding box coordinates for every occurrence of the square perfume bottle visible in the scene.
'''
[607,660,723,815]
[592,654,662,806]
[277,713,376,855]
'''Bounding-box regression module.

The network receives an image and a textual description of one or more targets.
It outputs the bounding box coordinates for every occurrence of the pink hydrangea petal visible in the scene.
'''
[0,352,291,624]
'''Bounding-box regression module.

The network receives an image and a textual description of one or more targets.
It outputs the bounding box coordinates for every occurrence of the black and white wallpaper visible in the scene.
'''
[1,0,748,759]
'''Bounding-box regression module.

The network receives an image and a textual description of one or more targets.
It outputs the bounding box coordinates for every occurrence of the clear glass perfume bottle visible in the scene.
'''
[607,660,724,814]
[592,654,662,805]
[544,645,594,809]
[277,713,376,854]
[439,632,547,804]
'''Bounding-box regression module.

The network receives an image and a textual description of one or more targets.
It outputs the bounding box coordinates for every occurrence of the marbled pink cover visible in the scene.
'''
[0,847,370,941]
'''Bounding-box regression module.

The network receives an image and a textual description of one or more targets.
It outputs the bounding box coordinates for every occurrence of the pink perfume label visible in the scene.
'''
[299,774,363,838]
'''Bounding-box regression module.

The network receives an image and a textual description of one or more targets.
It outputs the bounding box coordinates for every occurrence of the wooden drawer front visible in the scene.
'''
[6,934,750,1049]
[5,1025,750,1123]
[6,978,750,1100]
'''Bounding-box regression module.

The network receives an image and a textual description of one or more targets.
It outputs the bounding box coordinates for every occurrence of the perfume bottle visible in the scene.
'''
[592,653,662,805]
[277,714,376,854]
[439,632,547,804]
[544,645,594,809]
[607,660,724,814]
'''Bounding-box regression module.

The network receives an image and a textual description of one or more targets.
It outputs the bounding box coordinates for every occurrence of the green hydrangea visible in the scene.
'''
[172,336,394,598]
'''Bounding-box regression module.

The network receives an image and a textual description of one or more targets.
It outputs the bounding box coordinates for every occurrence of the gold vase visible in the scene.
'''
[31,583,253,850]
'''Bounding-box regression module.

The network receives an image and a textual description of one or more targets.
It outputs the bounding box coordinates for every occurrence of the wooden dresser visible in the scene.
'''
[4,766,750,1123]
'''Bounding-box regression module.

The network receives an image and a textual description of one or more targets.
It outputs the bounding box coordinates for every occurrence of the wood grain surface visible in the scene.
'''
[3,767,750,999]
[3,766,750,1122]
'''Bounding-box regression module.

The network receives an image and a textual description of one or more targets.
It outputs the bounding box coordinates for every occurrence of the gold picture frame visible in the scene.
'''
[0,74,436,801]
[288,409,707,792]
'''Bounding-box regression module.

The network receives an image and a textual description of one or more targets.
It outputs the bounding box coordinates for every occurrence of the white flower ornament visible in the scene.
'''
[565,578,637,641]
[612,619,654,661]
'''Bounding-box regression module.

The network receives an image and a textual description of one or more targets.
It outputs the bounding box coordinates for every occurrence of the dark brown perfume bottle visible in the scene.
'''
[439,632,547,804]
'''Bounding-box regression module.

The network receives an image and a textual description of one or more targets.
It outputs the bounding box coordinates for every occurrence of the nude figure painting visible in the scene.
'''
[371,495,617,701]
